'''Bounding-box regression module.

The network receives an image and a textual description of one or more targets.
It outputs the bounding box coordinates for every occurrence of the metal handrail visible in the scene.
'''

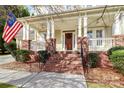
[80,41,88,75]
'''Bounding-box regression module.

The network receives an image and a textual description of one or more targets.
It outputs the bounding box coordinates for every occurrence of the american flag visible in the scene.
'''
[2,12,23,44]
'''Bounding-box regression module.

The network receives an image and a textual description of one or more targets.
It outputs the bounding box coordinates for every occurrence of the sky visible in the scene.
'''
[26,5,98,16]
[26,5,35,15]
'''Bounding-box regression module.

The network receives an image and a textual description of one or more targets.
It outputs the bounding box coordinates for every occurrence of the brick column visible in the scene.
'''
[82,37,89,56]
[77,37,89,55]
[46,38,56,54]
[112,35,124,46]
[21,40,31,50]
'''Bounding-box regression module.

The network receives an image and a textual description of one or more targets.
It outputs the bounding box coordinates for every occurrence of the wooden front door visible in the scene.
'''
[65,33,72,50]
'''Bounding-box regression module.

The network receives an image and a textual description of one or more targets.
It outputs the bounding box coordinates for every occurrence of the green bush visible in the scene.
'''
[38,50,50,64]
[7,40,17,51]
[110,50,124,75]
[4,43,16,59]
[107,46,124,56]
[88,53,99,68]
[16,50,31,62]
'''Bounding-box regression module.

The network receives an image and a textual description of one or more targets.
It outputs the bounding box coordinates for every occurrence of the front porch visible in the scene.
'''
[16,5,124,52]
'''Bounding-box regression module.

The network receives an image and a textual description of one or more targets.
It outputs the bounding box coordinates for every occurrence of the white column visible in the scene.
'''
[78,16,82,37]
[75,31,77,50]
[83,15,88,37]
[23,23,26,40]
[50,19,55,38]
[16,39,19,48]
[26,23,30,40]
[112,13,121,35]
[47,19,51,39]
[34,28,37,41]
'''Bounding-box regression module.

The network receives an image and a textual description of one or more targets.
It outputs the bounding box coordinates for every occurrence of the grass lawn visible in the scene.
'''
[0,83,16,88]
[87,82,116,88]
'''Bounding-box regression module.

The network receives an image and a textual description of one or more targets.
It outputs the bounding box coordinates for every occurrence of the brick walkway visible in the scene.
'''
[0,68,87,88]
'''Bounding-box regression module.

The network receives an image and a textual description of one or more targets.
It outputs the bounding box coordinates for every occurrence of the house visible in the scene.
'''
[16,5,124,53]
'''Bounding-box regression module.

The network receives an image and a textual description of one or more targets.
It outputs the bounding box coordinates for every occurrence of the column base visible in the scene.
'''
[46,38,56,54]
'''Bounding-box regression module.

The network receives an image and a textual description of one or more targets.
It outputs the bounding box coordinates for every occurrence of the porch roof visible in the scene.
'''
[17,5,124,23]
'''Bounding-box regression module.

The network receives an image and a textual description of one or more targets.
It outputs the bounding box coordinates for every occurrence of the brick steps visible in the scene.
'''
[43,52,84,74]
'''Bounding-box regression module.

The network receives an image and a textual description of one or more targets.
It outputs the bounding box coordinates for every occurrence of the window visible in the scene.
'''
[29,30,35,40]
[96,30,103,38]
[96,30,103,46]
[87,31,93,46]
[87,31,93,38]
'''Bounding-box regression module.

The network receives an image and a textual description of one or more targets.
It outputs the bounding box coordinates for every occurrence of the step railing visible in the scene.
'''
[88,38,114,51]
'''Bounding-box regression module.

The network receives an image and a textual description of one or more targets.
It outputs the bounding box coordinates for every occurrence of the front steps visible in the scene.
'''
[42,52,84,75]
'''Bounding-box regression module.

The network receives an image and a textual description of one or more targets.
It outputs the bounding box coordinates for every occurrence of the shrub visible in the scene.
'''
[4,43,16,59]
[107,46,124,56]
[16,50,31,62]
[38,50,50,64]
[88,53,99,68]
[7,40,17,51]
[110,50,124,75]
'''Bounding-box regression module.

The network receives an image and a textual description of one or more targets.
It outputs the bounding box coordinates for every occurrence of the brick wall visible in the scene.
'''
[113,35,124,46]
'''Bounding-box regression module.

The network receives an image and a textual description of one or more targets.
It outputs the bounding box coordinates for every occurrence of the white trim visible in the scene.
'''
[74,29,78,50]
[23,23,26,40]
[46,19,51,39]
[83,15,88,37]
[78,16,82,37]
[62,32,65,51]
[26,24,29,40]
[51,19,55,38]
[61,30,76,51]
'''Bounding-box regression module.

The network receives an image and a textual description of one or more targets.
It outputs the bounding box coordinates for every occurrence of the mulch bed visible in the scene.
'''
[86,68,124,87]
[0,61,42,72]
[0,61,83,74]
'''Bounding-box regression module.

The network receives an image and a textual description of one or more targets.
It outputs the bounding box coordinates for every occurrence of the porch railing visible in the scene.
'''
[88,38,114,51]
[17,40,46,51]
[30,40,46,51]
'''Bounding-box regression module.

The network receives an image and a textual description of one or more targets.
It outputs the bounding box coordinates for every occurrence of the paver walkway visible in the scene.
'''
[0,55,15,64]
[0,68,87,88]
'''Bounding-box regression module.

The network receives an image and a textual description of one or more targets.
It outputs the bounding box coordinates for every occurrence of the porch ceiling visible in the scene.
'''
[25,5,124,32]
[30,12,115,32]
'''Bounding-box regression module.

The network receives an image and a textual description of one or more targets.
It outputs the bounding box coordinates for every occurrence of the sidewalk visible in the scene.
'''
[0,55,15,64]
[0,68,87,88]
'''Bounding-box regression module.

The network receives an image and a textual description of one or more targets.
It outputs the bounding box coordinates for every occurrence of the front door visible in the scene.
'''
[65,33,72,50]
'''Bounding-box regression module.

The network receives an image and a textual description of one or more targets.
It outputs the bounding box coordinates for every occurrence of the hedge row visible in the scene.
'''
[108,47,124,75]
[107,46,124,56]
